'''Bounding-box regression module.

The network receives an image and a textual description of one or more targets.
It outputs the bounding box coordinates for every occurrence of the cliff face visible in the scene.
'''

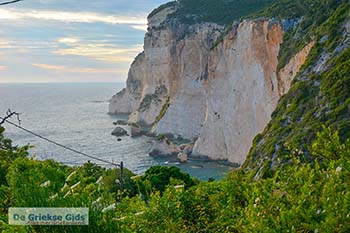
[244,1,350,176]
[192,21,283,164]
[109,7,225,137]
[278,41,315,96]
[109,6,312,165]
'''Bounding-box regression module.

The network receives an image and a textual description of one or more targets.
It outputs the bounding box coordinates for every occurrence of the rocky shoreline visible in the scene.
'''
[111,120,237,166]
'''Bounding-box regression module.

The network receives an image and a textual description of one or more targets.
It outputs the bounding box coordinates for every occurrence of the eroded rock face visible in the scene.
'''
[109,6,313,165]
[149,139,181,157]
[192,21,283,164]
[278,41,315,95]
[109,6,224,135]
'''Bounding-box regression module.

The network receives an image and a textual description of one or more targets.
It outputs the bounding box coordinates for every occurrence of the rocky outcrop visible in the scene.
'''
[111,127,128,137]
[113,120,128,126]
[109,6,313,165]
[149,139,181,157]
[109,5,224,136]
[278,41,315,96]
[177,152,188,163]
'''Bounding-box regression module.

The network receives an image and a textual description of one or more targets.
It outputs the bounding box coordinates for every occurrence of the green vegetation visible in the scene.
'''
[158,0,345,71]
[130,122,140,128]
[139,86,167,113]
[167,0,276,25]
[0,127,29,186]
[250,0,345,71]
[244,1,350,176]
[151,96,170,128]
[0,126,198,232]
[1,125,350,232]
[135,166,198,195]
[149,0,346,71]
[210,24,234,51]
[148,1,177,19]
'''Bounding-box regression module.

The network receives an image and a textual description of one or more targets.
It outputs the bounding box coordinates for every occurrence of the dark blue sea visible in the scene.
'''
[0,83,231,180]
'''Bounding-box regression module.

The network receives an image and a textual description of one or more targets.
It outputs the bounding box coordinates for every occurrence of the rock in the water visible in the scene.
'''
[111,127,128,137]
[113,120,128,126]
[177,152,188,163]
[149,139,180,157]
[180,144,193,155]
[131,126,143,137]
[117,138,122,142]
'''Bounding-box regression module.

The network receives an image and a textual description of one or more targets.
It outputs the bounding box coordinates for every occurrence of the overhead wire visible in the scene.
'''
[0,0,23,6]
[0,117,120,167]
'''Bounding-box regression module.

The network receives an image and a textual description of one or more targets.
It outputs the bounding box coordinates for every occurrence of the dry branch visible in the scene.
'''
[0,109,20,126]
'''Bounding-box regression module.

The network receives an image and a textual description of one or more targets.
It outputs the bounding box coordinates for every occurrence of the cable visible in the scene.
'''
[0,0,23,6]
[0,117,120,167]
[60,161,113,166]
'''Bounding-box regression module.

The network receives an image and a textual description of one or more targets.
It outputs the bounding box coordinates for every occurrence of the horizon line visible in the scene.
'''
[0,81,126,84]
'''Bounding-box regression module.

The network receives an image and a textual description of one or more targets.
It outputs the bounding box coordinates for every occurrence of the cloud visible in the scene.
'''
[0,39,16,49]
[32,63,65,70]
[53,43,143,63]
[57,37,80,44]
[0,38,59,50]
[0,65,7,71]
[131,25,148,31]
[32,63,127,74]
[1,36,143,65]
[0,8,148,30]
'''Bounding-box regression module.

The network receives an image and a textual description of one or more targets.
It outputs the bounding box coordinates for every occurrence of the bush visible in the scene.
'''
[138,166,198,194]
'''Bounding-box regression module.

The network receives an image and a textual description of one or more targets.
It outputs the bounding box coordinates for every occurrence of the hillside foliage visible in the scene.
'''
[1,126,350,232]
[252,0,347,71]
[151,0,276,25]
[244,1,350,176]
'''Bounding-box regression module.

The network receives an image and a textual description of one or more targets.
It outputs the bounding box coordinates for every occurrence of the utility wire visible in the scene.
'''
[0,117,120,167]
[0,0,23,6]
[60,161,113,166]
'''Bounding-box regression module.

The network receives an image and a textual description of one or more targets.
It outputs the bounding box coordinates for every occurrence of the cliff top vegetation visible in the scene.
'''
[149,0,276,25]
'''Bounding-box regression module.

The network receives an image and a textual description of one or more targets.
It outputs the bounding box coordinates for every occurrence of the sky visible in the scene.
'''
[0,0,169,83]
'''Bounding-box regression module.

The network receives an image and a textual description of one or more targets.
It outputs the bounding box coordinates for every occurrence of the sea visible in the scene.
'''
[0,83,232,180]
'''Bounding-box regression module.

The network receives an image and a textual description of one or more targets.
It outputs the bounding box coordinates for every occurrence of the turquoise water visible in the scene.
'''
[0,83,231,180]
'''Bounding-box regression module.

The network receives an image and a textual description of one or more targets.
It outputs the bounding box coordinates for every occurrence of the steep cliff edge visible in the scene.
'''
[110,0,349,167]
[109,1,316,165]
[192,21,283,164]
[109,9,225,135]
[244,1,350,177]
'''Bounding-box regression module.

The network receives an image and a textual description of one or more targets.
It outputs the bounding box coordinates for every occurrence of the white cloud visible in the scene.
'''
[131,25,148,31]
[0,39,16,49]
[57,37,80,44]
[1,36,143,65]
[32,63,127,74]
[53,43,143,63]
[0,39,59,50]
[0,8,148,30]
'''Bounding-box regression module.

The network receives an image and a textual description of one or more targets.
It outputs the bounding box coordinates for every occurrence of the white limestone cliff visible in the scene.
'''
[109,6,313,165]
[192,21,283,165]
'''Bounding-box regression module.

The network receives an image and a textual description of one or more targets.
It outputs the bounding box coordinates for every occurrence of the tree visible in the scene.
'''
[0,126,29,186]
